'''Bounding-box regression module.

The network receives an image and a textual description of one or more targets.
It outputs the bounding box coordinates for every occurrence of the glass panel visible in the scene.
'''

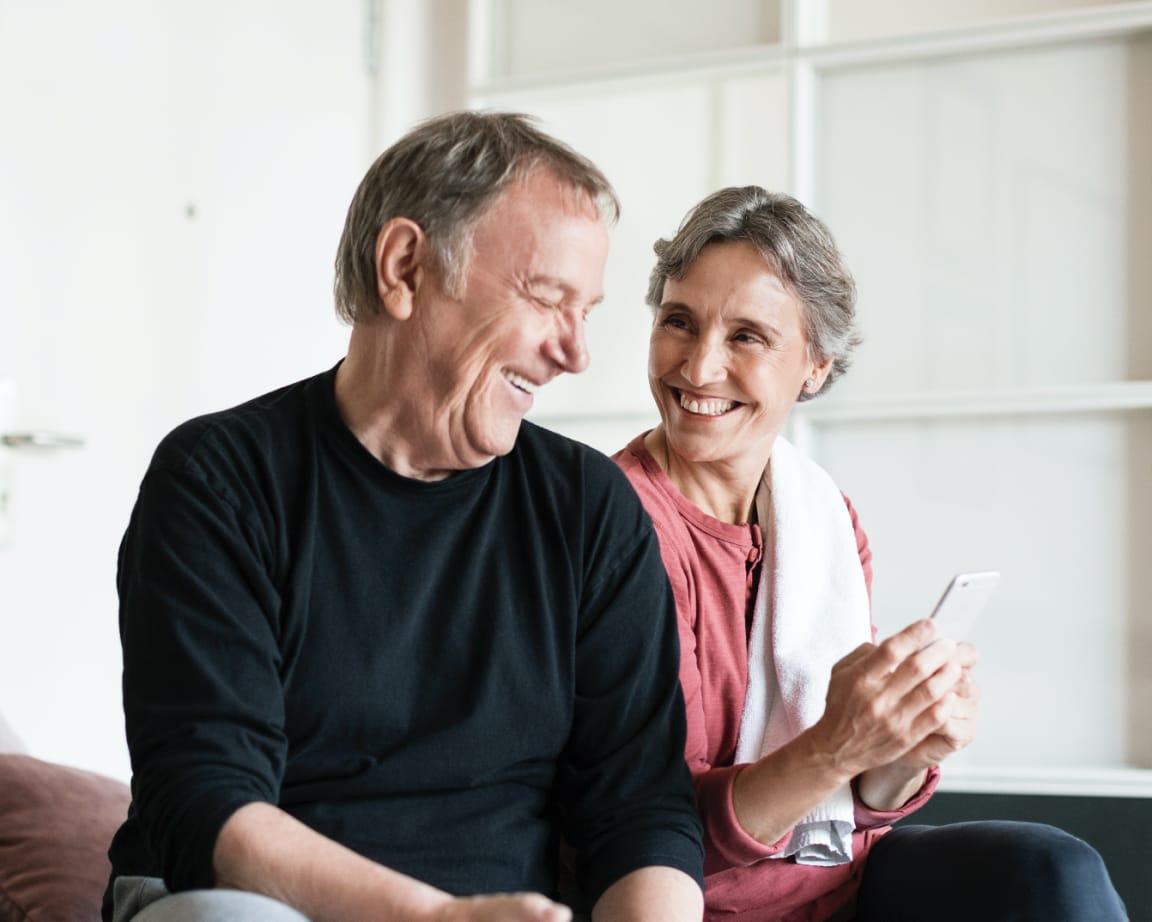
[1129,34,1152,380]
[487,0,781,80]
[811,413,1141,769]
[1127,37,1152,767]
[826,0,1146,44]
[717,72,790,190]
[818,39,1134,397]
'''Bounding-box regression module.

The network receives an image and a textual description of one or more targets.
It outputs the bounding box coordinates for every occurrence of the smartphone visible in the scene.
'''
[928,571,1000,643]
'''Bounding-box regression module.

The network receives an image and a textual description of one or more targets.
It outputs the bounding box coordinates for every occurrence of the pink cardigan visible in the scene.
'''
[614,435,938,922]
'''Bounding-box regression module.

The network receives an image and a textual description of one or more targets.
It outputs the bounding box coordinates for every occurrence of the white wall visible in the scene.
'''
[0,0,374,779]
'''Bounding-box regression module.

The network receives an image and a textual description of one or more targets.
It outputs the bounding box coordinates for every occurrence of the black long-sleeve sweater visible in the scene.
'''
[103,364,703,917]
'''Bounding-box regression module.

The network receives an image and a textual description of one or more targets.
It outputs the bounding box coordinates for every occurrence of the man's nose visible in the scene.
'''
[545,309,590,374]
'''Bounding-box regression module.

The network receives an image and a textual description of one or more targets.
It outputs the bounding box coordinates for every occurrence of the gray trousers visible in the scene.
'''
[111,877,311,922]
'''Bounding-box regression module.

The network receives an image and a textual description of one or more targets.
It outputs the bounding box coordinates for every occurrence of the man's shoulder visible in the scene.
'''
[512,422,659,558]
[149,368,330,481]
[514,421,634,497]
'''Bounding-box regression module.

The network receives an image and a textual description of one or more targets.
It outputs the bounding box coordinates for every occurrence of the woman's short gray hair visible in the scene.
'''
[648,186,860,400]
[334,110,620,324]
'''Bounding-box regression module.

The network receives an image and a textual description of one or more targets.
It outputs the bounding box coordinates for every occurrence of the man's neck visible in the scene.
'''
[334,327,466,482]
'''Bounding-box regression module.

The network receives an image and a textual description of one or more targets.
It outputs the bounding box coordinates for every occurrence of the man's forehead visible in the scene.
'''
[470,174,608,254]
[490,167,604,219]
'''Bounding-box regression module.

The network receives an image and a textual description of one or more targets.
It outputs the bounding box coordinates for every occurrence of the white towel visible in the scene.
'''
[734,436,872,866]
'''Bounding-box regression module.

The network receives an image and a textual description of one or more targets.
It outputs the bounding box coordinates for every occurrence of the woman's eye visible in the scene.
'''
[733,332,762,345]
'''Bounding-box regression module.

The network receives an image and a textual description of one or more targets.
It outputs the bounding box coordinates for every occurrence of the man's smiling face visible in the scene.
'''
[410,168,610,468]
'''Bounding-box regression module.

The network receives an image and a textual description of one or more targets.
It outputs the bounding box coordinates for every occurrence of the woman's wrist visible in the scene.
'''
[856,762,928,811]
[732,730,859,845]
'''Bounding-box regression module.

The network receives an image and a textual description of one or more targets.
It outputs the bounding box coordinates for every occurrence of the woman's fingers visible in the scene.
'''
[870,619,938,673]
[818,622,981,775]
[956,641,979,669]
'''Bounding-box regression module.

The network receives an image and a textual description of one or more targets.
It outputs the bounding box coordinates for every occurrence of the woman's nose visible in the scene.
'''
[682,338,725,386]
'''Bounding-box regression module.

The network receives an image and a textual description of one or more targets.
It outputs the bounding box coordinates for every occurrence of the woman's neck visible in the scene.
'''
[644,427,770,526]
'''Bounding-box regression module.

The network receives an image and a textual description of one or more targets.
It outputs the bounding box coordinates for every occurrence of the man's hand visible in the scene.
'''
[214,803,571,922]
[429,893,571,922]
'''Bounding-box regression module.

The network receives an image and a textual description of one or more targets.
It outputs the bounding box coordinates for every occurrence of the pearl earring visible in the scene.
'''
[806,377,817,391]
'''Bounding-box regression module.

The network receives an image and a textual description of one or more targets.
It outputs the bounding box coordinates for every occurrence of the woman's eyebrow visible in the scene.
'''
[659,300,784,337]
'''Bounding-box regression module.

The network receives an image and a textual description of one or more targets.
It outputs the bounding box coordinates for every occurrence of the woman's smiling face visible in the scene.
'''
[648,240,827,469]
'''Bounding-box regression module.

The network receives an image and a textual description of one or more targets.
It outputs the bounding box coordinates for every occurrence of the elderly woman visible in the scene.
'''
[612,186,1126,922]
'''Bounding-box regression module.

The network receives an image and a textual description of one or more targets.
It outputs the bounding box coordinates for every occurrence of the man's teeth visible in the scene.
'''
[505,371,537,395]
[680,394,736,416]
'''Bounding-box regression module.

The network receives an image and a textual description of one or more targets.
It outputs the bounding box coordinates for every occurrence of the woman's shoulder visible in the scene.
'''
[610,432,676,519]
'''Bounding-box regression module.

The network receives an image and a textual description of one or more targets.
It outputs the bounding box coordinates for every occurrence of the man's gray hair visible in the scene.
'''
[334,110,620,324]
[647,186,860,400]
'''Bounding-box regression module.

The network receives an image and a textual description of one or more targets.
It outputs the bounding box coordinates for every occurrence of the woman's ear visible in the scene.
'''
[804,355,835,395]
[374,218,427,321]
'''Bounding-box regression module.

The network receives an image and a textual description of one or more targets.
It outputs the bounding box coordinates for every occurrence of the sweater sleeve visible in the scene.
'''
[553,477,705,907]
[118,457,287,890]
[651,515,789,872]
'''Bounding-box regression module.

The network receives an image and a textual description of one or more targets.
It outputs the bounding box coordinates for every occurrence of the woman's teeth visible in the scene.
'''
[680,394,735,416]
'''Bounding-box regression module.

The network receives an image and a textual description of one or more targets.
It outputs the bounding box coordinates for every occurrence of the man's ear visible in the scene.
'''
[374,218,428,321]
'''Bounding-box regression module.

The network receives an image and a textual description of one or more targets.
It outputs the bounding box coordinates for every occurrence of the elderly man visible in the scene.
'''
[103,112,704,922]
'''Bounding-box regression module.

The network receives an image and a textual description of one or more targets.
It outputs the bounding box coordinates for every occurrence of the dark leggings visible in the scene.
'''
[853,821,1128,921]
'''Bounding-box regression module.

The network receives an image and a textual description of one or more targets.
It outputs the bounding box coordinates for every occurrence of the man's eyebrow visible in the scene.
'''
[525,275,572,294]
[526,276,604,307]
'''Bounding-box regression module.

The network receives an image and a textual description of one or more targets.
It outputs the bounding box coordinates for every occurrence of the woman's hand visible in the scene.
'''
[855,640,979,809]
[890,640,979,768]
[730,622,981,845]
[809,620,971,782]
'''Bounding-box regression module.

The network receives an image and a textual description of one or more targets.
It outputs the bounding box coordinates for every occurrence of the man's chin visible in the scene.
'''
[466,422,523,465]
